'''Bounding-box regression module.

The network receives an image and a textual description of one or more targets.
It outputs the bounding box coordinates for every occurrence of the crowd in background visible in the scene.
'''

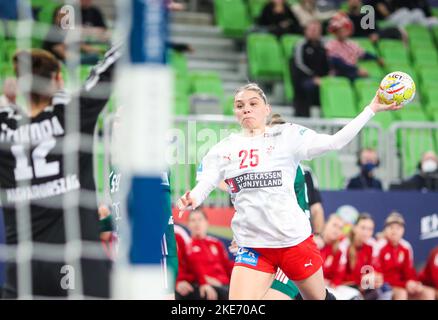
[175,207,438,300]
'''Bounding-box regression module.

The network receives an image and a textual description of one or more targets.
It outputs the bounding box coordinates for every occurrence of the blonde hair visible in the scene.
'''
[234,83,268,104]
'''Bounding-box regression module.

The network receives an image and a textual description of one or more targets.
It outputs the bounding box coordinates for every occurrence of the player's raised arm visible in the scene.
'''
[78,44,122,129]
[296,92,401,161]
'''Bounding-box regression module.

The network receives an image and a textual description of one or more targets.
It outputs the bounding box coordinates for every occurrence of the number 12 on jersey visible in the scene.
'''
[239,149,259,169]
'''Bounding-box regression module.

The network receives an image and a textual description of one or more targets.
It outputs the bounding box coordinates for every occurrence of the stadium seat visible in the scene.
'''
[378,39,410,65]
[398,106,429,122]
[247,33,284,80]
[354,37,378,56]
[417,65,438,87]
[354,78,380,102]
[169,50,188,76]
[214,0,251,38]
[281,35,302,102]
[411,47,438,68]
[36,1,60,25]
[421,83,438,108]
[357,61,383,80]
[3,40,17,64]
[354,78,394,131]
[283,65,294,103]
[190,72,224,98]
[247,0,268,20]
[405,24,436,50]
[307,152,345,190]
[223,95,235,116]
[399,128,436,177]
[281,34,303,59]
[320,77,357,118]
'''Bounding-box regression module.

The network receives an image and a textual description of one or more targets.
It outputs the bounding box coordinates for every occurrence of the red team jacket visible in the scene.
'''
[175,229,233,286]
[340,240,380,287]
[376,239,417,288]
[419,247,438,289]
[175,227,197,284]
[186,236,233,286]
[320,242,346,287]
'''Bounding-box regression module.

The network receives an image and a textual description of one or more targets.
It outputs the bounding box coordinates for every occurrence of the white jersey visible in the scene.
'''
[197,123,320,248]
[192,107,375,248]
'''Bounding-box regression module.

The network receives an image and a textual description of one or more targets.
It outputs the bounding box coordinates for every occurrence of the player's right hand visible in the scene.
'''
[177,191,196,218]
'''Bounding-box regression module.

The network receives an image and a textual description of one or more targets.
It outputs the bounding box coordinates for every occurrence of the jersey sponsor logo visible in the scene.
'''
[235,247,259,266]
[263,132,282,138]
[5,173,80,203]
[225,170,282,193]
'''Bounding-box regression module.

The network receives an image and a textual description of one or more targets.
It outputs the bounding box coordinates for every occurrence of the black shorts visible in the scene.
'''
[2,257,111,299]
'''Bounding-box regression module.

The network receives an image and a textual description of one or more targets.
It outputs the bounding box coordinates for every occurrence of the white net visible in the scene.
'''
[0,0,127,299]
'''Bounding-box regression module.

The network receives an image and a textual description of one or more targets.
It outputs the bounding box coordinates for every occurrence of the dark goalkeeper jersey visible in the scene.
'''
[0,46,121,245]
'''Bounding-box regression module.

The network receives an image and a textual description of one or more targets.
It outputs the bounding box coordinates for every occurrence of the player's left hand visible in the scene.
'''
[368,91,403,113]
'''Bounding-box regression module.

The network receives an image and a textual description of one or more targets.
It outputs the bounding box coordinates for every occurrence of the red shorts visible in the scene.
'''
[234,235,323,281]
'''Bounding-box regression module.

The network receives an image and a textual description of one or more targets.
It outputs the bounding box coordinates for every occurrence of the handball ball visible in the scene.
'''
[378,71,416,105]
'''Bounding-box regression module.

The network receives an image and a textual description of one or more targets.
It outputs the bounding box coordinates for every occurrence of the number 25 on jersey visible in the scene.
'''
[239,149,259,169]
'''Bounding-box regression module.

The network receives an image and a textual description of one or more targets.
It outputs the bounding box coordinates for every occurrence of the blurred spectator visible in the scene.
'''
[291,20,329,117]
[318,214,362,299]
[326,12,382,81]
[257,0,302,37]
[390,151,438,192]
[366,0,438,27]
[376,212,435,300]
[80,0,106,29]
[175,209,233,300]
[80,0,110,42]
[318,214,346,287]
[291,0,336,30]
[42,6,102,65]
[419,246,438,300]
[347,0,406,43]
[346,148,383,190]
[0,78,17,108]
[174,224,197,298]
[338,213,386,300]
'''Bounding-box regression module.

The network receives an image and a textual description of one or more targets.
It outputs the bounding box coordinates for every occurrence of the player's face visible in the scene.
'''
[385,223,404,244]
[188,211,208,238]
[234,90,271,130]
[354,219,374,244]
